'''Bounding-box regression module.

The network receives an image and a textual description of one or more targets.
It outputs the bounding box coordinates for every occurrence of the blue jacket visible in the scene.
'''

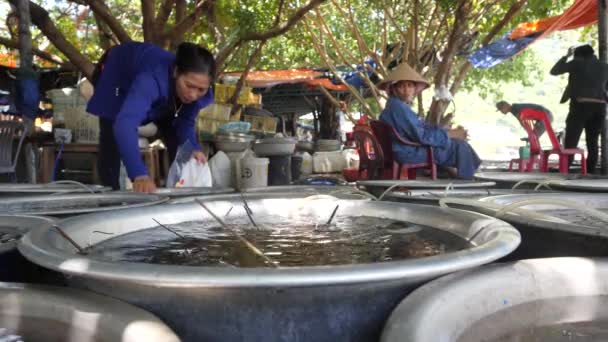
[87,42,213,179]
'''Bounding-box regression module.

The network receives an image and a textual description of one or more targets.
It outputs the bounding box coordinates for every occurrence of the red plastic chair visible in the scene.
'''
[370,120,437,180]
[519,109,587,175]
[352,125,386,180]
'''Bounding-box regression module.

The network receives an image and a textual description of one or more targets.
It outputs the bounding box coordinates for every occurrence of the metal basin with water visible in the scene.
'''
[382,257,608,342]
[474,171,567,189]
[0,182,110,197]
[547,179,608,192]
[19,194,520,342]
[0,215,56,282]
[357,180,496,198]
[383,189,553,206]
[0,193,168,216]
[441,193,608,260]
[153,187,235,198]
[0,282,179,342]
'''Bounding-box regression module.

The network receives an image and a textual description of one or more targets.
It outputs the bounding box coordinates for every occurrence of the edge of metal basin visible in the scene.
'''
[455,193,608,238]
[546,179,608,192]
[381,257,608,342]
[384,189,554,204]
[0,282,180,342]
[357,180,496,189]
[0,193,169,216]
[152,187,235,198]
[19,198,520,288]
[0,215,56,254]
[0,184,110,194]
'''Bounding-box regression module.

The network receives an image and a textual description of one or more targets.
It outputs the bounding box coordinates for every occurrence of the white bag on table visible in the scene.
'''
[167,141,212,188]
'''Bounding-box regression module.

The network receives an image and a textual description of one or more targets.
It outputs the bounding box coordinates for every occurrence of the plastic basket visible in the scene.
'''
[244,114,277,134]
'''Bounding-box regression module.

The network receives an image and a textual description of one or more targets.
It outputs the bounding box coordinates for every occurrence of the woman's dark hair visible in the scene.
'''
[574,44,595,59]
[175,42,216,80]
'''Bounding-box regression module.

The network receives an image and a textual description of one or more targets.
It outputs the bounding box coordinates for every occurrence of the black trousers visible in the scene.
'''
[564,101,605,174]
[98,117,179,189]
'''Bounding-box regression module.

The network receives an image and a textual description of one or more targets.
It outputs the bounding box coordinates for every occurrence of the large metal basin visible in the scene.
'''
[19,194,520,342]
[357,180,496,198]
[441,193,608,260]
[0,282,179,342]
[547,179,608,192]
[153,187,234,198]
[0,193,168,216]
[474,171,567,189]
[382,257,608,342]
[0,215,57,283]
[0,182,110,197]
[383,189,552,206]
[169,185,373,204]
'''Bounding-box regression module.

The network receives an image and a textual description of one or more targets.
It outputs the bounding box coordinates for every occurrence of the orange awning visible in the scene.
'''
[221,68,348,91]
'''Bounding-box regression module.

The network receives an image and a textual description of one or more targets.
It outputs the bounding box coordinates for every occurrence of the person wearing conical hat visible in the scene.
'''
[378,63,481,179]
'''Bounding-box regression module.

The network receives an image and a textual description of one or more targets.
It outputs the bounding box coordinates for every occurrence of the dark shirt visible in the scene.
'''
[550,55,608,103]
[510,103,553,137]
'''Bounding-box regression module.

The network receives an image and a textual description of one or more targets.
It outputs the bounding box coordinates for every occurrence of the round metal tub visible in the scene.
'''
[383,189,553,206]
[153,187,235,198]
[357,180,496,198]
[0,282,179,342]
[169,185,373,204]
[0,215,57,283]
[474,171,567,189]
[19,195,520,342]
[0,182,110,197]
[382,257,608,342]
[0,193,168,217]
[441,193,608,260]
[547,179,608,192]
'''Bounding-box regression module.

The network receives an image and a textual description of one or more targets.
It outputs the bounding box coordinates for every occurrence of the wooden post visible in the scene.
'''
[599,0,608,174]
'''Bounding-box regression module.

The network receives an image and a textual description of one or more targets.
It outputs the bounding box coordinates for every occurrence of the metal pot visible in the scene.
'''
[441,192,608,260]
[253,137,296,156]
[0,282,179,342]
[382,257,608,342]
[20,194,520,342]
[0,193,168,216]
[214,133,255,153]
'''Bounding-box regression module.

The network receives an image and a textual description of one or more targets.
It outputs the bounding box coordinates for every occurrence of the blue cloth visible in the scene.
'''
[468,32,540,69]
[87,42,214,179]
[379,97,481,179]
[15,76,39,119]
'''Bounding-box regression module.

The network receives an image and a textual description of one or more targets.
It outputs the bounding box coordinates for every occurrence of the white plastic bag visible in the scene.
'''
[175,159,212,187]
[208,151,231,188]
[167,141,213,188]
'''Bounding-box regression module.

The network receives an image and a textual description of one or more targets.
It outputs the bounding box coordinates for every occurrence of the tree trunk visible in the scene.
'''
[17,0,32,70]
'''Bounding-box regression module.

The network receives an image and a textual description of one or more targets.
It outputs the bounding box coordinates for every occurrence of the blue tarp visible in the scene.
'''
[468,32,542,69]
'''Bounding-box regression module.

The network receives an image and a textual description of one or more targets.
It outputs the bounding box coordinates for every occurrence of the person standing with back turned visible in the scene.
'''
[550,44,608,174]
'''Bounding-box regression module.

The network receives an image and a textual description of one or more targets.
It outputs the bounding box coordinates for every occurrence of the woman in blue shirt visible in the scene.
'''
[378,63,481,179]
[87,42,215,192]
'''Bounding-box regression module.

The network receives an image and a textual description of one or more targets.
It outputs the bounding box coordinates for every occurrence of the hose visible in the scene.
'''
[511,179,554,191]
[50,142,64,182]
[438,197,561,222]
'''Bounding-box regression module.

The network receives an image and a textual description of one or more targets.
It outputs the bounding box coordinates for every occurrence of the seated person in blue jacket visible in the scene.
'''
[495,101,554,138]
[87,42,215,193]
[378,63,481,179]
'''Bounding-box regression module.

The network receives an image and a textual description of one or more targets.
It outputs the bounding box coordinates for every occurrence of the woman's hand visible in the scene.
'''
[448,126,468,141]
[133,175,157,193]
[192,150,208,164]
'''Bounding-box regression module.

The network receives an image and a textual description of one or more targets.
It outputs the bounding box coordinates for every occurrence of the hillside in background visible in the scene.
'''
[454,30,589,161]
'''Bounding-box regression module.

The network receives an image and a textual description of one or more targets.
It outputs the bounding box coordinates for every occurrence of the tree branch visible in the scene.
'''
[141,0,156,42]
[161,0,210,44]
[94,12,115,50]
[0,36,74,69]
[229,40,266,114]
[449,0,527,95]
[8,0,93,77]
[81,0,131,43]
[155,0,174,30]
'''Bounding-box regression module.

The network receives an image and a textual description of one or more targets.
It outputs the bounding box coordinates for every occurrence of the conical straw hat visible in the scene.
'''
[377,63,429,95]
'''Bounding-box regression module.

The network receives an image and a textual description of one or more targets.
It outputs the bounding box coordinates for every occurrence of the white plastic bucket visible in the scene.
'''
[301,152,313,176]
[240,157,269,189]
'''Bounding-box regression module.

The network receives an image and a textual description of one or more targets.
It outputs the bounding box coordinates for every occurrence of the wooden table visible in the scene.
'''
[41,143,162,185]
